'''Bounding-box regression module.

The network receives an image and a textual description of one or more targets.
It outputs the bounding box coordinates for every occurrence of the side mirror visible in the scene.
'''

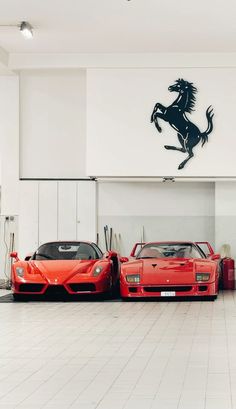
[10,251,19,261]
[211,253,221,260]
[120,257,129,263]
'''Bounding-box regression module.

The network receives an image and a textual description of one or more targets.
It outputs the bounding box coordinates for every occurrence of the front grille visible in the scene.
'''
[69,283,96,292]
[19,283,45,293]
[129,287,138,293]
[44,285,68,297]
[198,285,208,292]
[143,286,192,293]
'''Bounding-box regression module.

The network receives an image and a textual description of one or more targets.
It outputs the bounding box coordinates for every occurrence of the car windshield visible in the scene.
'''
[33,242,102,261]
[137,243,204,259]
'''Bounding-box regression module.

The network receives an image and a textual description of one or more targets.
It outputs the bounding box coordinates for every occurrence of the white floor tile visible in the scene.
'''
[0,292,234,409]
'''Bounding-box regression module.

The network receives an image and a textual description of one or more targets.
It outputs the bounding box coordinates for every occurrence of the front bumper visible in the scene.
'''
[120,282,217,298]
[12,276,111,296]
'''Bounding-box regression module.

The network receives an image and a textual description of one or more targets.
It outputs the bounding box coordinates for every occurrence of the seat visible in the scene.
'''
[141,248,162,258]
[75,252,91,260]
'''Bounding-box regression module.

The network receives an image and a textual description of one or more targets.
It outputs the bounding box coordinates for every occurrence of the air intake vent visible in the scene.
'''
[144,286,192,293]
[19,283,44,293]
[69,283,96,292]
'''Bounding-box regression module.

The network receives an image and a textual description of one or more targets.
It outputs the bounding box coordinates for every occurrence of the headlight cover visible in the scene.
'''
[16,267,24,277]
[126,274,140,283]
[93,266,103,277]
[196,273,210,282]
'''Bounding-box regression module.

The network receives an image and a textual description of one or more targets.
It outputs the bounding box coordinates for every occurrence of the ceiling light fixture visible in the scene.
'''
[0,21,34,39]
[19,21,33,39]
[162,177,175,183]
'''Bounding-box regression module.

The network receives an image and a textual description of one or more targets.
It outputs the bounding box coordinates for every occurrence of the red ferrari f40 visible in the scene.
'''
[120,241,220,300]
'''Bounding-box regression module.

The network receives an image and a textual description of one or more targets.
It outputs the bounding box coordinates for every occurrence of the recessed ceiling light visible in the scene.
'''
[19,21,33,39]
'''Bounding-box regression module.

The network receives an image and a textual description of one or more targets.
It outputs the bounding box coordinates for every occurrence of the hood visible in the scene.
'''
[27,260,97,284]
[123,258,215,285]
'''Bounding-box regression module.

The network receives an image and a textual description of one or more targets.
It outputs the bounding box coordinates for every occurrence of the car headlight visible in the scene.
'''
[196,273,210,282]
[126,274,140,283]
[16,267,24,277]
[93,266,103,277]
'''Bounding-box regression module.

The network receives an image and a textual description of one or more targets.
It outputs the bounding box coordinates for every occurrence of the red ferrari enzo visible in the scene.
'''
[10,241,120,300]
[120,241,220,300]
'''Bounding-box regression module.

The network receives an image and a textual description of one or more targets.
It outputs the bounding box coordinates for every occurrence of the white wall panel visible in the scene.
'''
[0,76,19,215]
[87,68,236,177]
[215,182,236,258]
[20,69,86,178]
[98,182,215,255]
[17,180,97,257]
[77,181,97,242]
[58,181,77,240]
[98,182,214,217]
[18,182,39,258]
[38,182,58,245]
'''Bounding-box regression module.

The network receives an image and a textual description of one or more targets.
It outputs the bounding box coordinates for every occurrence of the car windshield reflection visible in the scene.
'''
[137,243,204,259]
[33,242,102,261]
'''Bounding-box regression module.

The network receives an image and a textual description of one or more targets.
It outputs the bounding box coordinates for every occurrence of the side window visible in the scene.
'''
[91,244,103,259]
[195,243,209,258]
[132,243,145,257]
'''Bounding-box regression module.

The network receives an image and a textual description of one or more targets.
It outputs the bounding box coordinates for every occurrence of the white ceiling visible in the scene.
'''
[0,0,236,54]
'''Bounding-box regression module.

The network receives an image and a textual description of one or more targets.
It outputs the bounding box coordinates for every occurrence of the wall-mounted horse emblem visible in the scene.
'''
[151,79,214,169]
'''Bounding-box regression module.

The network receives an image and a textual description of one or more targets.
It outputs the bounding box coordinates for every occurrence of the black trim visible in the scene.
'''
[143,286,192,292]
[69,283,96,292]
[19,283,45,293]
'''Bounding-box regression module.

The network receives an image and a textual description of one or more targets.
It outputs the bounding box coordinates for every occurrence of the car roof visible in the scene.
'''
[38,241,94,246]
[143,241,195,245]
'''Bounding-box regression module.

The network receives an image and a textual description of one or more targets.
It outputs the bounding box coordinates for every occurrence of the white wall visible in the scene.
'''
[98,182,215,255]
[0,215,18,280]
[20,69,86,178]
[0,76,19,215]
[0,76,19,279]
[87,68,236,177]
[18,180,97,259]
[215,182,236,258]
[0,65,236,268]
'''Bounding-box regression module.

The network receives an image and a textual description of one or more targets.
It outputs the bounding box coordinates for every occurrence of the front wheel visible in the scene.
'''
[13,293,28,301]
[205,295,217,301]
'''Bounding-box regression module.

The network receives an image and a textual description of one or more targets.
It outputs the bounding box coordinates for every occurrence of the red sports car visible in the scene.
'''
[10,241,120,300]
[120,241,220,300]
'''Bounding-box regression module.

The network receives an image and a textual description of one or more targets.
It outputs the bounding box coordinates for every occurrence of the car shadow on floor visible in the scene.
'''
[0,293,218,303]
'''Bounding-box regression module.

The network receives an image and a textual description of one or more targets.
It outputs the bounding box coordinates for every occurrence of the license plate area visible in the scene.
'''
[161,291,176,297]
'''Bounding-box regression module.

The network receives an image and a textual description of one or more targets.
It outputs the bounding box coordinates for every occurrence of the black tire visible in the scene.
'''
[204,295,217,301]
[121,297,132,302]
[13,294,28,301]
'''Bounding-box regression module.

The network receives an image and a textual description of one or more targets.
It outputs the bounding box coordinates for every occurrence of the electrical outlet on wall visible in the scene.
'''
[5,216,15,222]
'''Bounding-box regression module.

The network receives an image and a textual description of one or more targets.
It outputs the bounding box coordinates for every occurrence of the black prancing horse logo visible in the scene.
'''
[150,79,214,170]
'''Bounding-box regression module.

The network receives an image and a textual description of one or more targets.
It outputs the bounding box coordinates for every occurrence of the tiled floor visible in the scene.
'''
[0,291,236,409]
